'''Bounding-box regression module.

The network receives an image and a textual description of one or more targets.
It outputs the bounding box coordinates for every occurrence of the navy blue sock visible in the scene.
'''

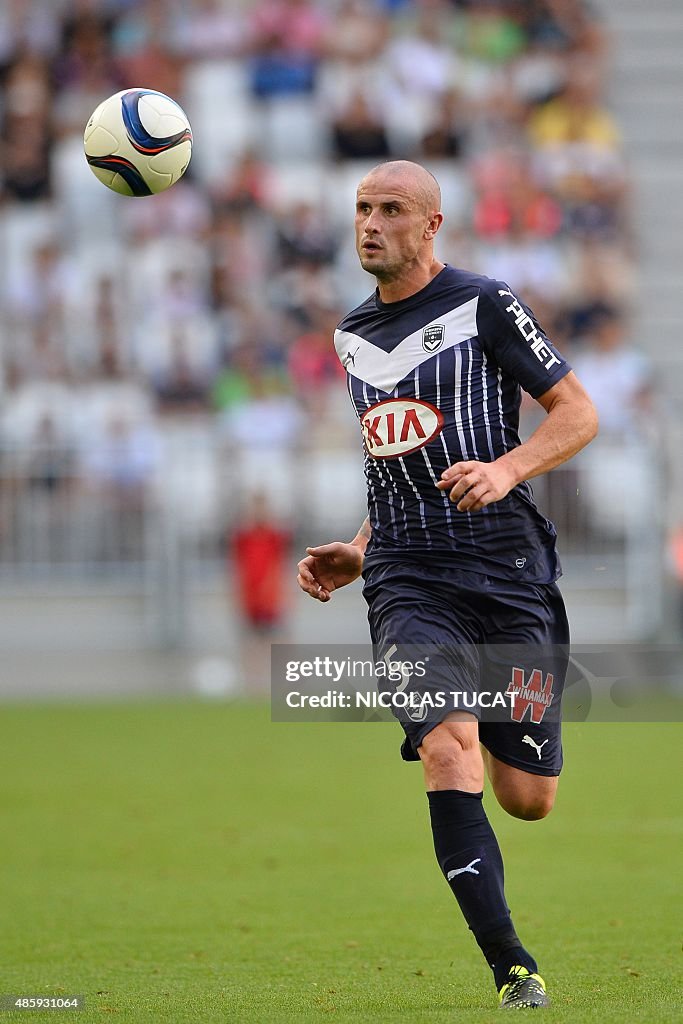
[427,789,537,988]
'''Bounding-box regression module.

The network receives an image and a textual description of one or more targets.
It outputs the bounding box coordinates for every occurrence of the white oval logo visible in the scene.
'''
[361,398,444,459]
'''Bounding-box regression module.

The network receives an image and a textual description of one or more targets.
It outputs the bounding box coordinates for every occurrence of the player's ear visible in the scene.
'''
[424,211,444,240]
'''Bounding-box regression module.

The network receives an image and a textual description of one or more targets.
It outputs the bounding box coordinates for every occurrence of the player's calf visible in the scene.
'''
[423,725,544,1003]
[427,788,541,997]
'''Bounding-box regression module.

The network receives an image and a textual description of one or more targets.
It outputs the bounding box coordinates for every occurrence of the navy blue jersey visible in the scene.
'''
[334,265,572,583]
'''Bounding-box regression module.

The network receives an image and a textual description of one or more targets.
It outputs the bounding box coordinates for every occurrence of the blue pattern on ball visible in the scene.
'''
[120,90,191,154]
[86,154,153,197]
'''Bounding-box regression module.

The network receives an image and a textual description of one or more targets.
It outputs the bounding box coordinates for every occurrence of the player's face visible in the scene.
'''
[355,182,433,280]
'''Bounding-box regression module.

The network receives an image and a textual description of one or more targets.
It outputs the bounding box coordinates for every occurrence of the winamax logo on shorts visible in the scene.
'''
[506,667,555,723]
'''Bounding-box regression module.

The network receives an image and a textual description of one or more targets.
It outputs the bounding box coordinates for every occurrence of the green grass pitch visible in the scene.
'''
[0,701,680,1022]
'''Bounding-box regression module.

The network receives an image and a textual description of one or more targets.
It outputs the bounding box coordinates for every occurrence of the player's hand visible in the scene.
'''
[297,543,364,602]
[436,459,518,512]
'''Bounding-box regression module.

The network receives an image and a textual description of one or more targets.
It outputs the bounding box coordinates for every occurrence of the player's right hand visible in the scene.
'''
[297,543,364,602]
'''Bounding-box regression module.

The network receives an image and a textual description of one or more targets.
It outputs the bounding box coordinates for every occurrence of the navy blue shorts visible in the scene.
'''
[362,560,570,777]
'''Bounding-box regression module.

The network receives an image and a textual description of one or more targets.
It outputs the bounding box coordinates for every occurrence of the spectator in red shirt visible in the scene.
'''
[231,492,292,633]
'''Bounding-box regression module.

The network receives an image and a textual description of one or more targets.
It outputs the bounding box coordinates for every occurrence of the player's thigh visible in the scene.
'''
[482,747,558,821]
[362,561,483,764]
[478,580,569,781]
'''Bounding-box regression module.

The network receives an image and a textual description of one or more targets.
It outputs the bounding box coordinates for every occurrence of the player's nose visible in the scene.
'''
[363,209,382,233]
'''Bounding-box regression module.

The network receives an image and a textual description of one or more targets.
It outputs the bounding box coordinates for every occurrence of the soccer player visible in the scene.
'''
[297,161,598,1010]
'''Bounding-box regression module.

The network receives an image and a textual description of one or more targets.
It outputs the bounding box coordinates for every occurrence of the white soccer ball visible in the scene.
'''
[83,88,193,197]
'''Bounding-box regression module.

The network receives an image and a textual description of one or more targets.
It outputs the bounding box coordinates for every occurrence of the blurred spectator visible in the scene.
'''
[230,489,293,691]
[474,223,569,299]
[532,0,607,59]
[248,0,328,98]
[667,525,683,638]
[211,150,272,214]
[79,412,161,497]
[324,0,388,64]
[571,309,653,441]
[331,89,391,161]
[211,345,257,413]
[0,0,61,63]
[79,340,153,436]
[219,372,305,526]
[269,258,341,325]
[1,114,52,202]
[20,321,69,383]
[275,201,338,268]
[210,207,272,298]
[76,411,161,560]
[421,90,468,158]
[565,240,636,333]
[571,309,656,539]
[464,1,527,65]
[528,59,622,189]
[287,306,345,416]
[211,301,289,405]
[4,241,68,337]
[170,0,250,61]
[319,25,393,160]
[472,153,562,240]
[561,172,626,242]
[120,38,183,103]
[230,490,292,634]
[383,2,459,152]
[153,332,212,415]
[220,374,304,453]
[141,310,218,400]
[24,412,74,496]
[52,11,123,134]
[2,49,52,124]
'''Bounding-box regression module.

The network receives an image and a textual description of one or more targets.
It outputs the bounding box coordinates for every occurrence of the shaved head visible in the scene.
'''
[354,160,445,301]
[359,160,441,216]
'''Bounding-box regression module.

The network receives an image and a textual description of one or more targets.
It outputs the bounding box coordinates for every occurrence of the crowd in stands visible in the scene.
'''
[0,0,654,552]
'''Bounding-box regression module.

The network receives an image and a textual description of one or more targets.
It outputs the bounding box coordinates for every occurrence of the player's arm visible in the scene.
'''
[297,517,371,602]
[438,372,598,512]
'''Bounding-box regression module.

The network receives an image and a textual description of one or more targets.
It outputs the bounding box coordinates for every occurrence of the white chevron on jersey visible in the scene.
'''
[334,296,479,394]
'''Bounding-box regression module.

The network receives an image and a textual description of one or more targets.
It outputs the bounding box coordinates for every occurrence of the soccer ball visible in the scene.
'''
[83,88,192,197]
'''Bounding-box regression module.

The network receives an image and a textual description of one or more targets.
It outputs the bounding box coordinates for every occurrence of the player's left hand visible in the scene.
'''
[436,459,517,512]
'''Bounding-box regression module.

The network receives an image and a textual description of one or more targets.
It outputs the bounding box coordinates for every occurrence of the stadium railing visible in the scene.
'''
[0,439,666,650]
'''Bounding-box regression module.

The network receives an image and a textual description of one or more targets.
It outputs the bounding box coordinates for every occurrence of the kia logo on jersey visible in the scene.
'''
[361,398,444,459]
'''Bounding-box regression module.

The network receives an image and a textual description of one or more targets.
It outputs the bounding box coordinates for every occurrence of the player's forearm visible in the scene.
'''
[498,395,598,486]
[351,516,372,555]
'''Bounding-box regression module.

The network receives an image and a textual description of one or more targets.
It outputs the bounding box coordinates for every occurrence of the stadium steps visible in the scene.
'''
[602,21,683,281]
[595,0,683,478]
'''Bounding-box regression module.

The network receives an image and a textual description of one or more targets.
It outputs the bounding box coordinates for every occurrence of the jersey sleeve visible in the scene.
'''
[477,281,572,398]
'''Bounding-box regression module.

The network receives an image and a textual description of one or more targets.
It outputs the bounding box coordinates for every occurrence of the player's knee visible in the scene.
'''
[420,740,462,779]
[503,791,555,821]
[419,724,481,788]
